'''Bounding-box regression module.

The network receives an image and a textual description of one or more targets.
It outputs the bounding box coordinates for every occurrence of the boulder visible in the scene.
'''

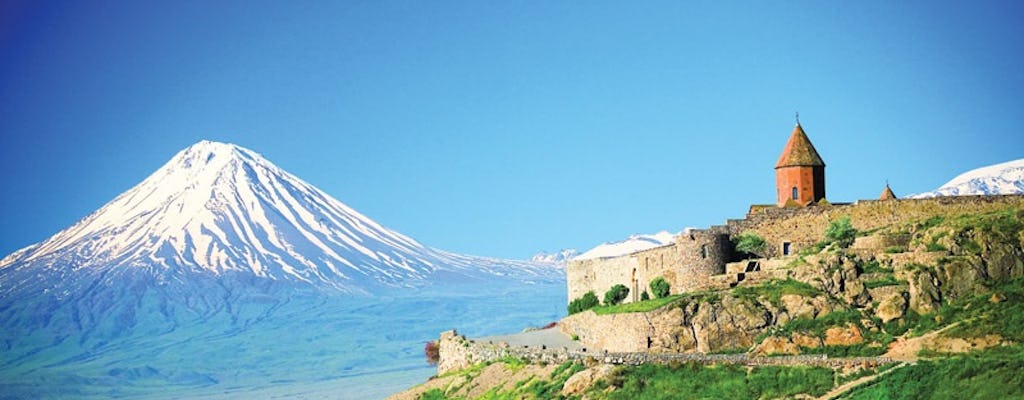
[824,324,864,346]
[752,336,798,356]
[561,364,616,396]
[876,292,908,324]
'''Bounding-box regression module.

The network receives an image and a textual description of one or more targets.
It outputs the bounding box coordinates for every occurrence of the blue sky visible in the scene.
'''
[1,1,1022,259]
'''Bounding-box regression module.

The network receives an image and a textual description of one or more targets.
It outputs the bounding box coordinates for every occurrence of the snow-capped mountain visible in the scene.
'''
[911,158,1024,198]
[0,141,560,298]
[530,249,579,265]
[573,230,679,261]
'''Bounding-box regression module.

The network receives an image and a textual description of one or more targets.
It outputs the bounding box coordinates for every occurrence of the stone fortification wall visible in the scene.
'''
[566,230,729,304]
[435,330,894,375]
[566,251,640,304]
[731,195,1024,258]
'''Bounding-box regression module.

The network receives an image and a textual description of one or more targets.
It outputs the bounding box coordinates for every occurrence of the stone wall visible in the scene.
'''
[567,195,1023,308]
[566,230,730,304]
[731,195,1024,258]
[435,329,895,376]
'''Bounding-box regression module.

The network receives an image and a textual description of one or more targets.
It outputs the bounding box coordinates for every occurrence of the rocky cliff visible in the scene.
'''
[395,205,1024,400]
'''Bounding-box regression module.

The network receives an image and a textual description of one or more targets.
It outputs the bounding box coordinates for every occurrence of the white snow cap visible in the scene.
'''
[573,230,681,261]
[0,140,561,291]
[911,158,1024,198]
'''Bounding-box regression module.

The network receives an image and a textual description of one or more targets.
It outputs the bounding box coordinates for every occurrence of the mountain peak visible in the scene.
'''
[1,141,561,294]
[911,158,1024,198]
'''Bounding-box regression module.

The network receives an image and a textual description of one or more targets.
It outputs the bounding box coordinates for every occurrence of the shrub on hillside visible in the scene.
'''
[424,341,439,365]
[733,231,767,257]
[604,284,630,306]
[649,277,671,299]
[568,291,600,315]
[825,216,857,248]
[640,291,650,301]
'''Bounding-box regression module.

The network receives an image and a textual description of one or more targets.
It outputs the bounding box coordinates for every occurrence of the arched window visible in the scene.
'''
[700,245,707,259]
[791,187,799,200]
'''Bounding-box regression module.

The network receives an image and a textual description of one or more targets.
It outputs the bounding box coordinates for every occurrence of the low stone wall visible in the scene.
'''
[436,329,896,375]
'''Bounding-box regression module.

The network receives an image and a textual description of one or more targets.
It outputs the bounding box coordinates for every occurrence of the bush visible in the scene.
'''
[649,277,671,298]
[640,291,650,301]
[568,291,600,315]
[424,341,440,365]
[604,284,630,306]
[733,231,767,257]
[825,216,857,248]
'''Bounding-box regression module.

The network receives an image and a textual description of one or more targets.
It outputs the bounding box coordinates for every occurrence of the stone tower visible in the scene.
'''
[775,121,825,207]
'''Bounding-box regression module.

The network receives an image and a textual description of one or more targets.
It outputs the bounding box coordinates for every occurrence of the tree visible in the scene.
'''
[825,216,857,248]
[649,277,671,299]
[568,291,600,315]
[733,231,767,257]
[640,291,650,301]
[604,284,630,306]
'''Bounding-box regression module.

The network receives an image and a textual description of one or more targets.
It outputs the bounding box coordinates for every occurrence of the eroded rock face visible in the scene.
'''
[908,270,942,314]
[791,332,823,348]
[876,292,908,323]
[562,294,781,354]
[561,364,616,396]
[824,324,864,346]
[752,336,799,356]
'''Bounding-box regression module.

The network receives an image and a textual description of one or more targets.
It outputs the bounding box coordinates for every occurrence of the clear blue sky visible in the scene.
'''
[1,1,1022,259]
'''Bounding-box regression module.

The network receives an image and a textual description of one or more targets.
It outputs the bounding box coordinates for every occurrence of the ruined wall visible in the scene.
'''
[730,195,1024,258]
[566,230,730,304]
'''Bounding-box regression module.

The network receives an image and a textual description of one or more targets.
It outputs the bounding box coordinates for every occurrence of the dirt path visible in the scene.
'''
[816,362,909,400]
[884,322,960,361]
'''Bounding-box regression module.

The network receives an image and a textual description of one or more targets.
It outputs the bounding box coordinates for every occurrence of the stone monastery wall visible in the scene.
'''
[566,229,728,303]
[731,195,1024,259]
[566,195,1024,304]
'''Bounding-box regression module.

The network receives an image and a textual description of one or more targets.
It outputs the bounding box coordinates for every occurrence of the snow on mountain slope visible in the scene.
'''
[0,140,560,296]
[530,249,579,265]
[573,230,679,261]
[911,158,1024,198]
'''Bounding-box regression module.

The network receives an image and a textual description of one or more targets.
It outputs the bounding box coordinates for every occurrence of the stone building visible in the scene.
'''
[775,121,826,207]
[564,117,1023,306]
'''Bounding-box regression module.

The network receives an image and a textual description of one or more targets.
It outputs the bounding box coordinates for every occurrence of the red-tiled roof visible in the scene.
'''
[775,123,825,168]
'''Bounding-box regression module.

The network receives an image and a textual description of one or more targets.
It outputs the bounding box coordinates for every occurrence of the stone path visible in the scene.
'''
[476,325,582,350]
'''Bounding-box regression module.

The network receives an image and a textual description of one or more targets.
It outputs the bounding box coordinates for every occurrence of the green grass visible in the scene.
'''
[592,294,683,315]
[883,246,907,254]
[840,345,1024,400]
[925,242,948,252]
[589,363,834,400]
[860,260,893,274]
[731,278,823,308]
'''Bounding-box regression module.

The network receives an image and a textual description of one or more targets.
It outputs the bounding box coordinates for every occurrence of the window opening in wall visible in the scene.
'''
[791,187,798,200]
[782,242,791,256]
[700,244,707,259]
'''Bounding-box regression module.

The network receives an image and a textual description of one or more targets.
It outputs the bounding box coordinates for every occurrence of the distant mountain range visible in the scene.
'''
[911,158,1024,198]
[573,230,679,261]
[530,249,579,264]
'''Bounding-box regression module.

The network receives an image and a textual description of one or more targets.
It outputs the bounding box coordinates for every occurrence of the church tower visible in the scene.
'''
[775,118,825,207]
